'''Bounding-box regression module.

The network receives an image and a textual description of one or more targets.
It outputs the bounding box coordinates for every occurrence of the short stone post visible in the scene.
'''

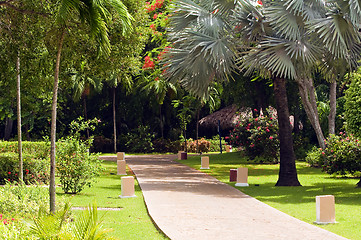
[119,176,136,198]
[235,168,249,187]
[315,195,336,224]
[200,156,210,169]
[117,152,125,160]
[229,169,237,182]
[117,160,127,175]
[178,151,182,160]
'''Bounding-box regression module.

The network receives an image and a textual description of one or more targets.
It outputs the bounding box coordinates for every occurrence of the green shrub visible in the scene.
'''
[56,138,103,194]
[186,138,211,153]
[345,71,361,138]
[152,138,181,153]
[320,134,361,177]
[228,109,279,163]
[305,146,323,167]
[0,152,49,185]
[0,181,50,219]
[126,126,154,153]
[0,141,49,159]
[208,136,226,152]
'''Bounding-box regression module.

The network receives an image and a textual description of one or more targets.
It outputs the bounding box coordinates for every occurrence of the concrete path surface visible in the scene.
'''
[105,155,347,240]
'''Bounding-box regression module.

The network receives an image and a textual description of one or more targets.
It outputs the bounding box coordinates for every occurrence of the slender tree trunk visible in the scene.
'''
[113,87,117,153]
[196,108,200,153]
[4,117,13,140]
[273,77,301,186]
[328,80,337,135]
[357,177,361,188]
[50,29,66,213]
[297,78,326,149]
[83,96,90,138]
[16,54,23,181]
[159,105,164,138]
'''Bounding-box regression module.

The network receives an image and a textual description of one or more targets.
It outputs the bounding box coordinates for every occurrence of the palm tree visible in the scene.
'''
[49,0,133,213]
[141,76,177,138]
[165,0,361,186]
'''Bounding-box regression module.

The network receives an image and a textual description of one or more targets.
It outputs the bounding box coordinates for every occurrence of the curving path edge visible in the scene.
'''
[102,154,348,240]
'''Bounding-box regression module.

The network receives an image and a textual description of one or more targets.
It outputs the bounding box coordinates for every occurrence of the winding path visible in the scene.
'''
[102,154,347,240]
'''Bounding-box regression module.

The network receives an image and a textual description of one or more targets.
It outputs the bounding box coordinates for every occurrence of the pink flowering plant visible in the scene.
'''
[308,133,361,187]
[228,109,279,163]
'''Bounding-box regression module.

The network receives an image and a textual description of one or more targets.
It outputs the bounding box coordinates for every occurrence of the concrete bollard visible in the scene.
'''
[178,151,182,160]
[117,160,127,175]
[230,169,237,182]
[117,152,125,160]
[315,195,336,224]
[200,156,210,169]
[235,168,249,187]
[119,176,136,198]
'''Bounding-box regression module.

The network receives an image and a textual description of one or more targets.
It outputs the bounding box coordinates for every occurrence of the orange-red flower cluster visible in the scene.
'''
[143,56,155,69]
[146,0,164,12]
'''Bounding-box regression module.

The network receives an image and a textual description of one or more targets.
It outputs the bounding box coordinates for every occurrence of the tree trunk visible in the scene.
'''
[357,177,361,188]
[113,87,117,153]
[159,105,164,138]
[273,77,301,186]
[297,78,326,149]
[83,96,90,138]
[4,117,13,140]
[50,28,66,213]
[328,80,337,135]
[16,54,23,181]
[196,108,200,153]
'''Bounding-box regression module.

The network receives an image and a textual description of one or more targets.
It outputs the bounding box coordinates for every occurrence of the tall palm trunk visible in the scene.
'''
[50,28,66,213]
[297,78,326,149]
[328,80,337,135]
[16,54,23,181]
[83,95,90,138]
[113,87,117,153]
[273,77,301,186]
[196,107,200,153]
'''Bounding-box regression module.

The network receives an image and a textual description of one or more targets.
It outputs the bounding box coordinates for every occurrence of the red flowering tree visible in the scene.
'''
[229,109,279,163]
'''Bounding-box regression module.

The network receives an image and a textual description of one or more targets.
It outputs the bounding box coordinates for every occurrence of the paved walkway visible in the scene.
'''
[103,155,347,240]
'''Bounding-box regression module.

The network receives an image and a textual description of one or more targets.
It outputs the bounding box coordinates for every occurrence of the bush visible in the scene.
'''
[56,138,103,194]
[152,138,181,153]
[186,138,211,153]
[0,152,49,185]
[126,125,154,153]
[91,136,113,153]
[208,136,226,152]
[0,141,49,159]
[305,146,323,167]
[345,71,361,138]
[228,110,279,163]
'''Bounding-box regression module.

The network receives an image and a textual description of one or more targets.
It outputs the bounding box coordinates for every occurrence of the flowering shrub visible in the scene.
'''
[186,138,211,153]
[0,152,49,184]
[56,117,103,194]
[228,109,279,162]
[306,133,361,186]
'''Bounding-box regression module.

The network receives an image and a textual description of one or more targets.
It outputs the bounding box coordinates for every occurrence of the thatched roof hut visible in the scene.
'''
[198,105,252,131]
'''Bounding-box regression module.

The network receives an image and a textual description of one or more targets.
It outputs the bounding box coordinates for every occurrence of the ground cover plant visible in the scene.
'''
[60,160,168,239]
[177,153,361,240]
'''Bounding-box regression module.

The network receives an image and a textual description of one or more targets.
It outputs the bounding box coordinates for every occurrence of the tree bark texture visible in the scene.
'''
[328,80,337,135]
[4,117,13,140]
[296,78,326,149]
[16,54,23,181]
[50,28,65,213]
[273,77,301,186]
[113,87,117,153]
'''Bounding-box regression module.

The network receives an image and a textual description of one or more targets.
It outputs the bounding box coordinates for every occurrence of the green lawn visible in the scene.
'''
[177,152,361,240]
[57,161,168,240]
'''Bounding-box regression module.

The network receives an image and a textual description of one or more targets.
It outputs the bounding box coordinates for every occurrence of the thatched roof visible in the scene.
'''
[198,105,252,130]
